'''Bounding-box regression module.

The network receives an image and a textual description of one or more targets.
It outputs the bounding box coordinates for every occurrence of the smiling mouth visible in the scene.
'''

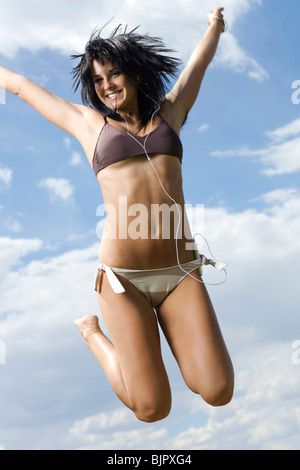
[107,91,121,100]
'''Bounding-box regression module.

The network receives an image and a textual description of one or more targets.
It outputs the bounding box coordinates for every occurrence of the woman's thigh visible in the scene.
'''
[156,270,234,405]
[97,270,172,416]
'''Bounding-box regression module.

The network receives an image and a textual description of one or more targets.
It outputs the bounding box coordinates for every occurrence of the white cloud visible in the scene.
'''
[0,0,267,82]
[71,408,131,433]
[3,217,22,232]
[197,123,210,133]
[188,187,300,265]
[0,166,12,188]
[70,421,168,450]
[170,342,300,450]
[37,177,75,202]
[63,137,71,150]
[46,341,300,450]
[211,118,300,176]
[24,145,38,154]
[215,32,269,82]
[261,137,300,176]
[0,237,43,276]
[265,118,300,144]
[0,184,299,449]
[67,233,85,241]
[69,151,82,166]
[251,188,298,205]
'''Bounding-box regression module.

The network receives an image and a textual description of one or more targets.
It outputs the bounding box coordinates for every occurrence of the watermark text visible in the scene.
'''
[96,197,204,248]
[291,80,300,105]
[291,340,300,365]
[0,340,6,365]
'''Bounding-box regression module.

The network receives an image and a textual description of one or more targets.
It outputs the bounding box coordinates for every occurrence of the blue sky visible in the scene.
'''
[1,0,300,450]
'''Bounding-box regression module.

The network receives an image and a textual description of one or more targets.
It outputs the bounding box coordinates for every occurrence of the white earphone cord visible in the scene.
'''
[117,104,227,286]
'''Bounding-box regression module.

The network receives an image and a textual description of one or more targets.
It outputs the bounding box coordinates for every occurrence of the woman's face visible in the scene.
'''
[92,59,138,113]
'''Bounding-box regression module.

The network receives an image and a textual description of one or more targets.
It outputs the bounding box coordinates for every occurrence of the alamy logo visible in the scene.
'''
[291,340,300,365]
[96,197,205,246]
[291,80,300,105]
[0,341,6,365]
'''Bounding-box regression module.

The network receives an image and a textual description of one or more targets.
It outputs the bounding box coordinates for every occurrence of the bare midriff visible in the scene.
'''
[97,153,195,269]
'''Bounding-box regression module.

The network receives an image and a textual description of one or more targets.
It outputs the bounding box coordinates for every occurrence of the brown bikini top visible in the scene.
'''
[92,116,183,175]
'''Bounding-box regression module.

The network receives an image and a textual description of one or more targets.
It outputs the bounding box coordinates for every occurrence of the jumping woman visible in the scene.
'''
[1,7,234,423]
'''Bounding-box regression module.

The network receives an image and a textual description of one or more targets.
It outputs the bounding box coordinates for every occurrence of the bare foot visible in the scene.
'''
[74,315,102,346]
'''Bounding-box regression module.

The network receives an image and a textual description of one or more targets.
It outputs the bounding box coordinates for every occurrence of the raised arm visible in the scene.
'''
[0,65,88,138]
[164,7,226,129]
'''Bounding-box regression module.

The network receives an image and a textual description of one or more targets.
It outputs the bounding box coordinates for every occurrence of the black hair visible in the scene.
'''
[71,24,181,130]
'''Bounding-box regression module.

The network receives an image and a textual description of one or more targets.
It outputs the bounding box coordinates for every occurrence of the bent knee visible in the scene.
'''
[134,397,172,423]
[188,377,234,407]
[204,387,233,407]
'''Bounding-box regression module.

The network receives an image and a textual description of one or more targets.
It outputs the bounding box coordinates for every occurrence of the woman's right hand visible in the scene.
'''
[206,7,226,32]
